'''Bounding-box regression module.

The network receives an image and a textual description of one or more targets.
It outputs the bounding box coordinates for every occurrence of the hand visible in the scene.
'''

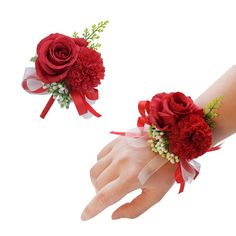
[81,136,177,220]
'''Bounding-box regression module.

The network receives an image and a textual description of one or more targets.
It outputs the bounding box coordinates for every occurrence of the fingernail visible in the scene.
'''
[81,212,89,221]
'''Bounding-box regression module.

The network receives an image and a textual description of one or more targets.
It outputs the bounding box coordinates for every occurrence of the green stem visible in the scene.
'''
[85,23,106,41]
[85,28,98,41]
[205,106,215,117]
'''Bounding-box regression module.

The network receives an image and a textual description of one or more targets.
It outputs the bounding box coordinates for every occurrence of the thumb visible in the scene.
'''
[112,189,159,219]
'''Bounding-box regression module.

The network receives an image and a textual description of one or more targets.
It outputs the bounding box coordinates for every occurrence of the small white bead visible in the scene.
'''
[58,88,65,94]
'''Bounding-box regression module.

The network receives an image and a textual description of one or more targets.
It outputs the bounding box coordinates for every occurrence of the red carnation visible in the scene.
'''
[169,114,212,160]
[65,47,105,92]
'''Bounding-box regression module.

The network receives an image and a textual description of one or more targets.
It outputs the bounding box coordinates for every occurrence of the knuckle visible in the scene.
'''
[90,167,96,179]
[126,174,136,186]
[124,167,139,182]
[128,178,138,190]
[94,179,101,190]
[97,153,102,160]
[119,174,137,192]
[122,149,132,158]
[116,153,131,165]
[96,192,108,207]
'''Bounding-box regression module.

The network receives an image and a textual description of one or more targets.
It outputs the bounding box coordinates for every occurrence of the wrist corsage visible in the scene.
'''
[113,92,222,193]
[22,20,109,119]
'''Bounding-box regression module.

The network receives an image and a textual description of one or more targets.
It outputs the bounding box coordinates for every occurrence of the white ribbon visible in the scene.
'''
[138,157,168,185]
[123,127,201,187]
[123,127,168,185]
[180,159,201,183]
[22,67,95,119]
[23,67,47,94]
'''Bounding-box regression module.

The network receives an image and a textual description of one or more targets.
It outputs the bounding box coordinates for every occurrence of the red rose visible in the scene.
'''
[169,114,212,160]
[65,47,105,92]
[35,33,80,83]
[148,93,176,130]
[168,92,201,115]
[148,92,202,130]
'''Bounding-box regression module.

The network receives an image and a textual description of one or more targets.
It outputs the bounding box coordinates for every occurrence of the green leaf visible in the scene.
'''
[204,96,223,129]
[72,31,79,38]
[89,42,102,51]
[82,20,109,51]
[30,55,37,62]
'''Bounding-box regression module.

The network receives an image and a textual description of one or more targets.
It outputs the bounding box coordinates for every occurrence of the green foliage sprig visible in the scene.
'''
[82,20,109,51]
[72,31,79,38]
[30,56,37,62]
[204,96,223,129]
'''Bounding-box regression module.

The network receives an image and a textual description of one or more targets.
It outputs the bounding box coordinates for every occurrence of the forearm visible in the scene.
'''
[195,65,236,145]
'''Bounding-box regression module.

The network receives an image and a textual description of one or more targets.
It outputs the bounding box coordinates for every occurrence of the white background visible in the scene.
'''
[0,0,236,235]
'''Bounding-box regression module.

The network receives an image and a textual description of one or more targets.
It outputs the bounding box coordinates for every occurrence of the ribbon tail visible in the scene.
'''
[85,101,101,117]
[175,160,200,193]
[137,100,150,127]
[208,143,223,152]
[40,95,55,119]
[179,182,185,194]
[71,90,88,115]
[71,90,101,117]
[110,131,126,136]
[137,117,146,127]
[175,163,185,194]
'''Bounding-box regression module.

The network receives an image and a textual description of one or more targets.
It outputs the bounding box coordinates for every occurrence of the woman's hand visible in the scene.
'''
[81,136,176,220]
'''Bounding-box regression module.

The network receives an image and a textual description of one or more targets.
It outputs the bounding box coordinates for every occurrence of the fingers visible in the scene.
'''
[112,189,157,219]
[90,155,112,184]
[97,138,118,160]
[94,164,119,192]
[112,163,176,219]
[81,177,135,221]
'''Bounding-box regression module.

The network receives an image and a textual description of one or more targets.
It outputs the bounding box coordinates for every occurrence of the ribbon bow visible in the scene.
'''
[22,67,101,119]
